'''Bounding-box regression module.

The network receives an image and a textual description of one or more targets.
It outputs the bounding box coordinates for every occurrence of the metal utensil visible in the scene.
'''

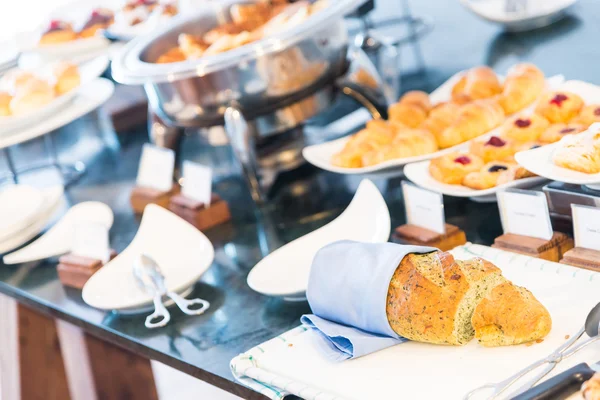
[133,254,210,329]
[464,302,600,400]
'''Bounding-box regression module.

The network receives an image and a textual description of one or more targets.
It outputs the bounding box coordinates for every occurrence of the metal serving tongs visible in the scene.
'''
[133,254,210,329]
[464,302,600,400]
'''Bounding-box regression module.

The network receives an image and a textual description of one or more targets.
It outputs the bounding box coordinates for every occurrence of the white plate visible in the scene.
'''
[514,80,600,185]
[232,243,600,400]
[0,186,64,254]
[247,179,391,299]
[0,55,109,134]
[302,74,564,175]
[0,185,45,242]
[404,160,548,198]
[33,35,110,58]
[82,204,215,311]
[0,78,114,149]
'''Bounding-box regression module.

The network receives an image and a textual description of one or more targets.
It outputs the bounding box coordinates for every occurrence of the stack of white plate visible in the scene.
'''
[0,185,64,254]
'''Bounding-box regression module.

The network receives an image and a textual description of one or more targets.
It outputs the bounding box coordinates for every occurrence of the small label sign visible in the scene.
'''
[402,181,445,234]
[182,161,212,206]
[572,204,600,251]
[72,223,110,263]
[498,189,553,241]
[136,144,175,192]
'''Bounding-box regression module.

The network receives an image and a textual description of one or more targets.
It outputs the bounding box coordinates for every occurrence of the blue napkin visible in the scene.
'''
[301,240,438,361]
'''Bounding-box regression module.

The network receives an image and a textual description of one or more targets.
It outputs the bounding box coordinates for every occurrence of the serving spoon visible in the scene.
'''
[464,302,600,400]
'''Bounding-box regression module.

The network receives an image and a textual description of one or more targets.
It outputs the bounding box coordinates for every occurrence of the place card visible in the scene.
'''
[497,189,553,241]
[71,222,110,263]
[136,144,175,192]
[182,161,212,206]
[402,181,445,234]
[572,204,600,251]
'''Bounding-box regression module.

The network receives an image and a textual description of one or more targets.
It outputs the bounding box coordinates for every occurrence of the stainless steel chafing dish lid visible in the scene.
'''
[111,0,367,85]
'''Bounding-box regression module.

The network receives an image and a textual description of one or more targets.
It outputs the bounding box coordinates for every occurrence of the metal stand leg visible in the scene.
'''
[3,148,18,184]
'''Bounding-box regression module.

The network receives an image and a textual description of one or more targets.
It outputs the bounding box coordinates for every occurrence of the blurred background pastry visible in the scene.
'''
[574,104,600,127]
[0,92,12,116]
[498,63,545,115]
[451,66,502,105]
[79,8,114,38]
[9,79,55,115]
[38,20,77,45]
[52,61,81,95]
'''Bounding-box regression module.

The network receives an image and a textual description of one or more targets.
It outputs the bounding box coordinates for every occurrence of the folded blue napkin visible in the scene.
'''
[301,240,437,361]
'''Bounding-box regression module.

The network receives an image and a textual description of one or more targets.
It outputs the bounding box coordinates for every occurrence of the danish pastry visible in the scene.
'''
[429,152,484,184]
[39,20,77,45]
[79,9,114,38]
[53,62,80,95]
[538,123,586,144]
[469,135,514,163]
[462,161,515,190]
[498,63,545,115]
[574,104,600,128]
[436,99,504,149]
[0,92,11,116]
[535,91,584,123]
[388,91,431,128]
[502,114,550,142]
[451,66,502,105]
[9,79,55,115]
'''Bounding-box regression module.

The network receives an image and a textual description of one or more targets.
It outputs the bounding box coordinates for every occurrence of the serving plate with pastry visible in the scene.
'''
[514,80,600,185]
[302,63,564,175]
[232,243,600,400]
[0,55,109,133]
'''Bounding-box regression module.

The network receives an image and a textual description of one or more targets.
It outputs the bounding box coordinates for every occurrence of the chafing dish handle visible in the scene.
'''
[336,81,388,120]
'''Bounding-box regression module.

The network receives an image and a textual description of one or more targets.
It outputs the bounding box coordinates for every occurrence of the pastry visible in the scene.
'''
[538,123,586,144]
[419,102,461,139]
[574,104,600,127]
[53,62,80,95]
[9,79,55,115]
[79,8,114,38]
[469,135,514,163]
[535,91,584,123]
[436,99,504,149]
[386,251,551,346]
[582,373,600,400]
[331,128,393,168]
[388,90,431,128]
[39,20,77,45]
[553,134,600,174]
[361,129,437,167]
[429,152,484,184]
[0,70,35,94]
[0,92,11,116]
[462,161,515,190]
[498,63,545,115]
[471,282,552,346]
[177,34,209,59]
[501,114,550,142]
[451,66,502,104]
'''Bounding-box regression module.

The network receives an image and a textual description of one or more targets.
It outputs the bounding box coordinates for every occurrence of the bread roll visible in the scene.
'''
[498,63,545,115]
[386,251,551,346]
[53,62,80,95]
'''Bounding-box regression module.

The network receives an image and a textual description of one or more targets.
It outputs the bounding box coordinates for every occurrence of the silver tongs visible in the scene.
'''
[133,254,210,329]
[464,302,600,399]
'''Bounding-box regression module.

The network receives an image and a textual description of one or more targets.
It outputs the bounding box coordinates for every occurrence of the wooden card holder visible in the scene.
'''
[57,250,117,289]
[492,232,574,262]
[130,184,179,214]
[392,223,467,251]
[560,247,600,271]
[168,193,231,231]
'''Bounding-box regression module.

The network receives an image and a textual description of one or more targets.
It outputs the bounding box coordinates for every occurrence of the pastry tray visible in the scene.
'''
[231,243,600,400]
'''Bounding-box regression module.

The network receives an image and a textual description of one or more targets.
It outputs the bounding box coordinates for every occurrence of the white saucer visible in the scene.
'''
[82,205,215,311]
[0,185,45,242]
[247,179,391,299]
[0,78,114,150]
[0,186,64,254]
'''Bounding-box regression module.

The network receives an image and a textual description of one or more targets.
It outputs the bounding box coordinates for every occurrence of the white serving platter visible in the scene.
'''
[232,243,600,400]
[82,205,215,311]
[302,74,564,176]
[0,185,45,242]
[247,179,391,300]
[404,159,548,198]
[0,55,109,134]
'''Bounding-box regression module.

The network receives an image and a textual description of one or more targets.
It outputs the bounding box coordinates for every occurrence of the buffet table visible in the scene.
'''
[1,0,599,399]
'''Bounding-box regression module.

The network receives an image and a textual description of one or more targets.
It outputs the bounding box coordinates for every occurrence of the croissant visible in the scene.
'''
[361,129,437,167]
[388,90,431,128]
[0,92,11,116]
[451,66,502,105]
[419,102,461,139]
[498,63,545,115]
[331,127,394,168]
[436,99,505,149]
